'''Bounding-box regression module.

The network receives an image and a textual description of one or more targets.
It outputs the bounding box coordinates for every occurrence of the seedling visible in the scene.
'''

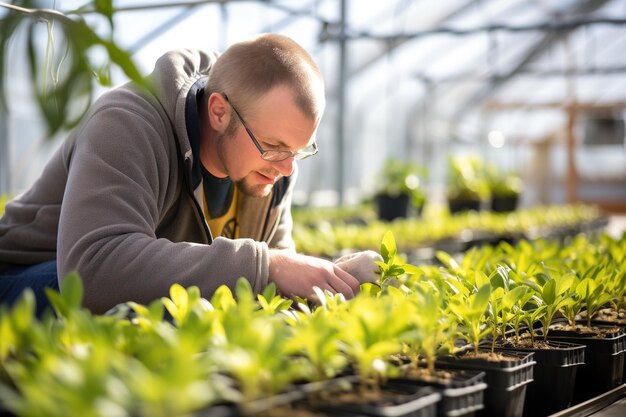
[337,294,410,393]
[209,279,302,406]
[448,283,492,355]
[487,266,529,351]
[257,283,293,315]
[284,306,347,382]
[375,231,422,288]
[403,286,454,373]
[561,276,614,329]
[523,271,577,340]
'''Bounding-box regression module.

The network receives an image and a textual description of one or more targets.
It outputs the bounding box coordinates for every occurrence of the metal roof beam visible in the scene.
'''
[67,0,330,24]
[331,17,626,41]
[453,0,613,117]
[416,65,626,84]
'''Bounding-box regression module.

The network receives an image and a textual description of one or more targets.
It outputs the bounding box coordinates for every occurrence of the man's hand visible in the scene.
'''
[333,250,383,284]
[268,249,360,300]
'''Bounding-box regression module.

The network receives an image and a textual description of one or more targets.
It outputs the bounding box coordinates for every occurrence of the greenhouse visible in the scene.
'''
[1,1,626,416]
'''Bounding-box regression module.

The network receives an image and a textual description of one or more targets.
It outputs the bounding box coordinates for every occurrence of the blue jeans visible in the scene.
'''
[0,260,59,317]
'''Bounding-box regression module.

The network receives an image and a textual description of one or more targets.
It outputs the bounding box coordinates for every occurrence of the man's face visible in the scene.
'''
[217,86,318,198]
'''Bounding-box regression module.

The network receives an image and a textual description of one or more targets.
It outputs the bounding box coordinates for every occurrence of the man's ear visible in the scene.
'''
[207,92,231,132]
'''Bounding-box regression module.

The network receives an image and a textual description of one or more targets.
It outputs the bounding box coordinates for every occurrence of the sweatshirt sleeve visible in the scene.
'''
[57,102,269,313]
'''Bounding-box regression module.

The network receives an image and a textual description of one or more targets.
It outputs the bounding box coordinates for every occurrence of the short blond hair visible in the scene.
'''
[206,33,325,122]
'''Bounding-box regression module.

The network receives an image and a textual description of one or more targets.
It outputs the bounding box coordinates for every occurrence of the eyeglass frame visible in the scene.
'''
[221,93,319,162]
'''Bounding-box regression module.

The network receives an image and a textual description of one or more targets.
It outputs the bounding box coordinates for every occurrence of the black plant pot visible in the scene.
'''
[448,199,481,214]
[490,195,519,212]
[195,388,306,417]
[306,379,441,417]
[375,193,411,221]
[546,326,626,403]
[494,340,585,417]
[394,368,487,417]
[291,375,442,417]
[582,315,626,383]
[435,349,535,417]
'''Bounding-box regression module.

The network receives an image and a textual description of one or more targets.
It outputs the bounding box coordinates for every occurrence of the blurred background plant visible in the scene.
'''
[446,154,490,213]
[485,163,524,212]
[373,158,428,221]
[0,1,147,136]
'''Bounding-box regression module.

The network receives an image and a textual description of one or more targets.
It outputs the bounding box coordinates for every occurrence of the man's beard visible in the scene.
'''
[216,124,281,198]
[235,172,279,198]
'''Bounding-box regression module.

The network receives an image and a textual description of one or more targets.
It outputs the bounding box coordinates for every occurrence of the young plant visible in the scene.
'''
[524,271,577,340]
[374,158,427,217]
[2,277,224,417]
[507,289,544,346]
[403,286,454,373]
[284,305,347,383]
[372,230,421,290]
[257,283,293,315]
[562,276,614,329]
[337,294,411,393]
[487,266,529,351]
[161,283,215,327]
[209,279,302,407]
[603,233,626,315]
[447,283,492,355]
[606,270,626,317]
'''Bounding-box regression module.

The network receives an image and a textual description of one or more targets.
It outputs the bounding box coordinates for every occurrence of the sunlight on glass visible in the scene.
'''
[488,130,506,148]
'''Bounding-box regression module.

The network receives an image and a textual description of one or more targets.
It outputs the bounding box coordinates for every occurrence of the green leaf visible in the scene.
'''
[491,265,510,290]
[535,272,551,287]
[0,8,22,112]
[502,286,528,310]
[94,0,114,26]
[475,271,490,289]
[210,285,236,311]
[148,299,165,320]
[10,290,35,332]
[262,283,277,301]
[542,279,556,305]
[576,278,595,299]
[235,278,253,302]
[360,282,382,297]
[0,5,149,138]
[402,264,422,275]
[435,251,459,270]
[380,231,397,263]
[169,284,188,309]
[522,279,542,294]
[60,272,84,309]
[128,301,150,317]
[376,261,390,274]
[187,286,201,302]
[557,274,579,295]
[387,265,406,277]
[490,270,506,290]
[472,283,492,314]
[45,290,68,317]
[257,296,270,311]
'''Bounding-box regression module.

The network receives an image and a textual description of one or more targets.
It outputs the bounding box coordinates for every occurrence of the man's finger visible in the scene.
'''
[327,274,355,299]
[333,265,360,294]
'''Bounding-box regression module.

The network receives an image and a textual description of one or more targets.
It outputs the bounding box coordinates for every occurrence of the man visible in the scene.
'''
[0,34,361,315]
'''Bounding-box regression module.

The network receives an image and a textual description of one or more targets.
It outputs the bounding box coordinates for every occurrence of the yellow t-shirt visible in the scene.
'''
[204,187,239,239]
[200,161,239,239]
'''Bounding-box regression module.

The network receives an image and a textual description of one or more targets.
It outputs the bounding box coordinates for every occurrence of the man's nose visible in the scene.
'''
[274,157,295,177]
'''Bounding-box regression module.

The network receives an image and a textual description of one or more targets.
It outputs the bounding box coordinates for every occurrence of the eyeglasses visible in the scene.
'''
[222,94,319,162]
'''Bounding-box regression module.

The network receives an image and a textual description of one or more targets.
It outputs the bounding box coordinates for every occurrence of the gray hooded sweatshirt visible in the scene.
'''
[0,49,297,313]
